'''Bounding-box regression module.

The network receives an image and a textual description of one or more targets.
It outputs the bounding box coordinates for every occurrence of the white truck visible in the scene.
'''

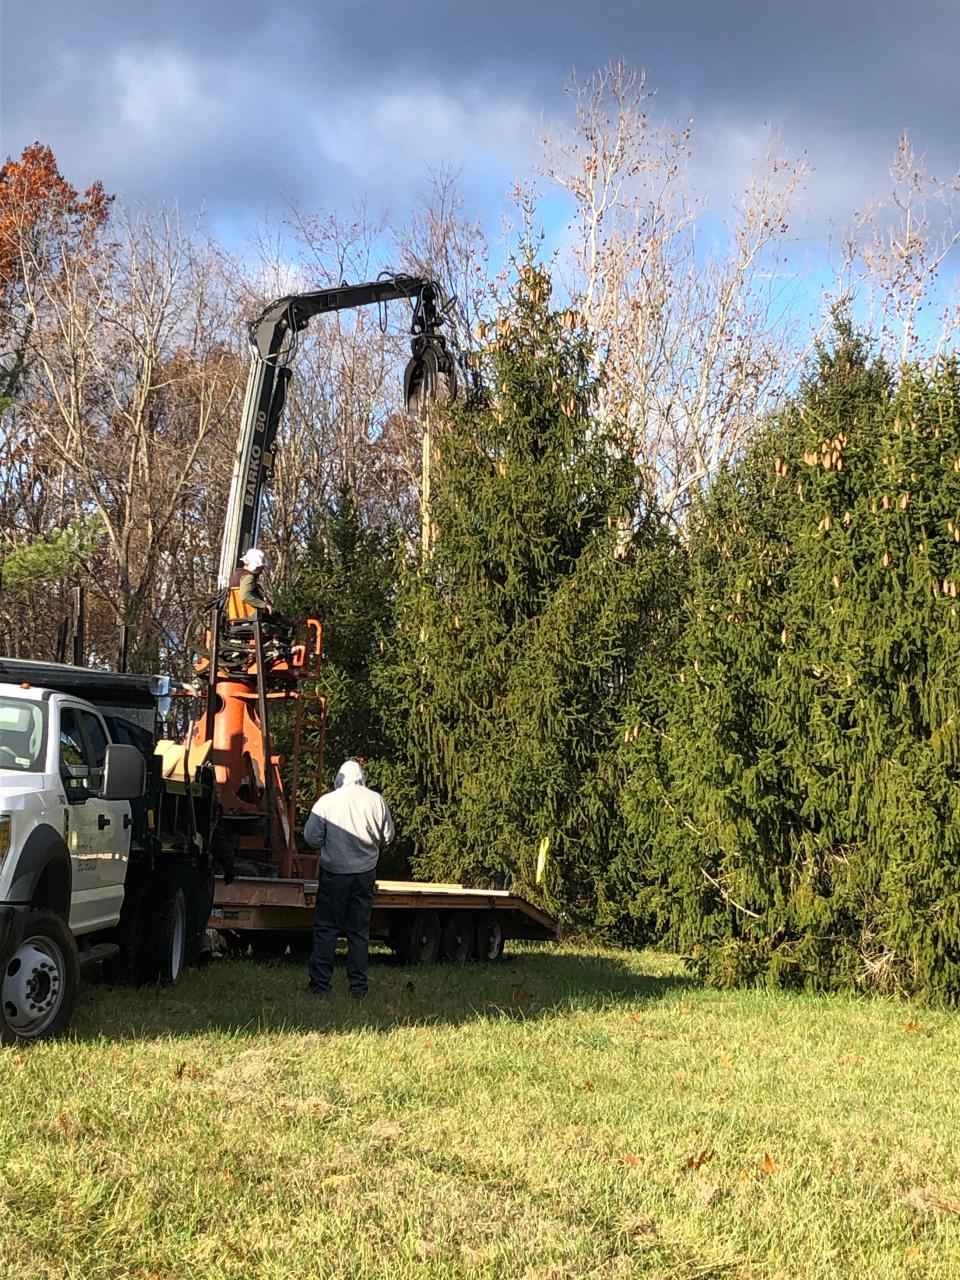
[0,660,221,1045]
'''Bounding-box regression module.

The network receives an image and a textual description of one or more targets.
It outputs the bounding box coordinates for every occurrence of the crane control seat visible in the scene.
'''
[195,617,323,682]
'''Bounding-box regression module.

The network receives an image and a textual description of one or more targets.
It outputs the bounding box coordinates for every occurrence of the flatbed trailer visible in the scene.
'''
[210,875,557,964]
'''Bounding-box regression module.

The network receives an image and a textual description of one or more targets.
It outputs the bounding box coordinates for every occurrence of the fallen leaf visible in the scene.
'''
[583,1081,595,1093]
[174,1062,199,1080]
[836,1053,863,1066]
[673,1070,687,1082]
[513,988,534,1005]
[680,1004,693,1014]
[718,1052,732,1069]
[903,1019,922,1033]
[685,1148,715,1171]
[405,981,416,994]
[622,1154,642,1167]
[757,1152,779,1175]
[422,1036,435,1048]
[628,1013,642,1024]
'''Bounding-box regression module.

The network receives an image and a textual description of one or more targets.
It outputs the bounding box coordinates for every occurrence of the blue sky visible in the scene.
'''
[1,1,958,318]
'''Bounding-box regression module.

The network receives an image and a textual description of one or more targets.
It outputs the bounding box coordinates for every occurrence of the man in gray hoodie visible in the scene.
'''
[304,759,395,997]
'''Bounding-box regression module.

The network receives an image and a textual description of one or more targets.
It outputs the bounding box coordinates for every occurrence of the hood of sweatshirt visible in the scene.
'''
[334,759,366,788]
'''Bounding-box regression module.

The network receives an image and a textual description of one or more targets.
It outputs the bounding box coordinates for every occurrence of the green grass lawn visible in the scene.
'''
[2,944,960,1279]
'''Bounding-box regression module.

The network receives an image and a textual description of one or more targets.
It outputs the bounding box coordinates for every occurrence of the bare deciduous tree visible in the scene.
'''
[3,192,243,668]
[541,61,808,520]
[838,133,960,364]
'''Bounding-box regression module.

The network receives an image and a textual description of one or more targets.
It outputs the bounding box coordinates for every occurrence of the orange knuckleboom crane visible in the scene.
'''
[192,275,460,879]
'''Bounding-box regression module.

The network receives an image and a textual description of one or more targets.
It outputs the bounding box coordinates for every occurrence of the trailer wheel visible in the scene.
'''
[441,912,475,964]
[1,910,79,1044]
[248,932,290,961]
[108,883,151,984]
[474,911,505,963]
[150,887,187,986]
[399,910,442,965]
[185,868,215,968]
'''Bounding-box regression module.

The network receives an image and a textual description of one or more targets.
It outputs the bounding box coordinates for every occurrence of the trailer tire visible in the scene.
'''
[185,868,215,968]
[248,931,290,961]
[398,910,442,965]
[441,912,474,964]
[150,887,187,986]
[108,883,151,984]
[474,911,505,963]
[1,910,79,1044]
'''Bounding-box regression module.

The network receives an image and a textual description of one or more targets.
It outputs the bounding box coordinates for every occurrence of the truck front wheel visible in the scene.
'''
[0,910,79,1044]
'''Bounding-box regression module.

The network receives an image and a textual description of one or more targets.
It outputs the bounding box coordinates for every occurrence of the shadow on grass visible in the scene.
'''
[73,945,698,1042]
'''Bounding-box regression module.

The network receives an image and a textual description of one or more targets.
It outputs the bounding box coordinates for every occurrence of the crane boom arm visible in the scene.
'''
[217,274,447,587]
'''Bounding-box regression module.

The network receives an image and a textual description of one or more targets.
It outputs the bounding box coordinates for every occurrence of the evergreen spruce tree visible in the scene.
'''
[626,317,960,1000]
[280,488,406,870]
[380,259,677,918]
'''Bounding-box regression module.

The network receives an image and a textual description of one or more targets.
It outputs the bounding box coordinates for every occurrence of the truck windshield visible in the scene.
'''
[0,697,46,772]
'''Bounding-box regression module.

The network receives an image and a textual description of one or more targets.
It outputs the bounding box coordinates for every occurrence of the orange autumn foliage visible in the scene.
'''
[0,141,111,289]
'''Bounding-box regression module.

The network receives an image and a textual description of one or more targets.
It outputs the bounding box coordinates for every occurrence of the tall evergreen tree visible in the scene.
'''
[380,260,678,918]
[625,318,960,1000]
[280,487,398,775]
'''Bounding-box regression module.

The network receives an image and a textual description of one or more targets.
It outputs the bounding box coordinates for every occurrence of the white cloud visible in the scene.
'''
[114,49,213,138]
[313,86,540,201]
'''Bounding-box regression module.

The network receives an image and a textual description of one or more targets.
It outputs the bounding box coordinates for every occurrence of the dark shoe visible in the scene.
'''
[306,982,330,995]
[349,988,367,1000]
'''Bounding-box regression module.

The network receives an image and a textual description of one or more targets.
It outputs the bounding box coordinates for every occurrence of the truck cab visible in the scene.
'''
[0,686,144,926]
[0,664,220,1045]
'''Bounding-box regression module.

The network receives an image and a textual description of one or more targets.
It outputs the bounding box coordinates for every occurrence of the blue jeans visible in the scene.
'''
[308,868,376,993]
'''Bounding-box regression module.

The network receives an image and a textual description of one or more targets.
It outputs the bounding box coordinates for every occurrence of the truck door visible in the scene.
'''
[58,705,102,934]
[76,709,130,924]
[58,705,130,934]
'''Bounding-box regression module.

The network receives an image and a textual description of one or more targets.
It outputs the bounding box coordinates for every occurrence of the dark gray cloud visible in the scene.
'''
[2,1,958,235]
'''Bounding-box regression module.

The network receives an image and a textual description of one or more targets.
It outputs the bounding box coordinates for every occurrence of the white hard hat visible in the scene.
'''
[241,548,265,571]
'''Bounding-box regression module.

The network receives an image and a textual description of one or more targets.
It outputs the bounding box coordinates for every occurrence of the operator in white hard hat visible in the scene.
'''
[226,547,275,620]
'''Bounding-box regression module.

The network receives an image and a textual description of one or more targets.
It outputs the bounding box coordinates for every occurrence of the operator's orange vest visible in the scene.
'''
[226,568,255,621]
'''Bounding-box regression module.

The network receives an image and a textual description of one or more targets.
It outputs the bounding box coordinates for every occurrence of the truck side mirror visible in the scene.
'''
[102,743,146,801]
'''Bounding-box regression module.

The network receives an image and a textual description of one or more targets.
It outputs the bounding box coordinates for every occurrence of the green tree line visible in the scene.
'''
[296,272,960,1002]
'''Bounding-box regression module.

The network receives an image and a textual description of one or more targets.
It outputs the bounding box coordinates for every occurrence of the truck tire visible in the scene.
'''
[397,910,442,965]
[1,910,79,1044]
[474,911,505,963]
[441,912,475,964]
[149,887,187,986]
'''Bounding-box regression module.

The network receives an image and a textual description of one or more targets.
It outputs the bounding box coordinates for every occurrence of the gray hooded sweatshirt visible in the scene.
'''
[303,760,395,874]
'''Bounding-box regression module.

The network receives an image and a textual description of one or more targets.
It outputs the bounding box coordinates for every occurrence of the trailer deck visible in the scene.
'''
[210,875,557,963]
